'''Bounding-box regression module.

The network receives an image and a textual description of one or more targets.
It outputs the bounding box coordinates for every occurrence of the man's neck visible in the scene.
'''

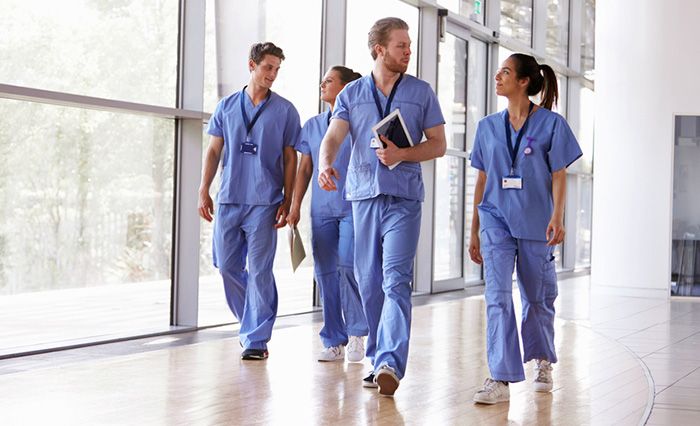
[372,63,402,97]
[245,80,269,106]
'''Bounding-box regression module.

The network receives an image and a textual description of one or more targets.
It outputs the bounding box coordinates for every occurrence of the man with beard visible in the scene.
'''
[317,17,446,396]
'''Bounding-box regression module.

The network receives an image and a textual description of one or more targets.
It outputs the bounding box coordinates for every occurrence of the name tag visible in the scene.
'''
[502,176,522,189]
[240,141,258,155]
[370,137,381,149]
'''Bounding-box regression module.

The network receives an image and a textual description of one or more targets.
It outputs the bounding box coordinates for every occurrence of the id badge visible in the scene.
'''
[502,175,522,189]
[370,137,381,149]
[240,141,258,155]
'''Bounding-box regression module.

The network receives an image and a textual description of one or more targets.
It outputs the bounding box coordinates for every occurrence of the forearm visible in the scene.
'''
[319,119,349,171]
[199,149,221,194]
[551,168,567,220]
[282,148,298,205]
[471,171,486,235]
[292,156,313,209]
[396,123,447,163]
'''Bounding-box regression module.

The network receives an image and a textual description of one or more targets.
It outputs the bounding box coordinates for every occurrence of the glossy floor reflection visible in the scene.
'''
[1,275,698,425]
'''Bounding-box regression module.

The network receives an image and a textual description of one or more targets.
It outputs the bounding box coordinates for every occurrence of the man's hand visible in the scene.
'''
[287,205,301,228]
[546,217,565,246]
[198,190,214,222]
[468,232,483,264]
[318,167,340,191]
[376,135,404,167]
[275,202,291,229]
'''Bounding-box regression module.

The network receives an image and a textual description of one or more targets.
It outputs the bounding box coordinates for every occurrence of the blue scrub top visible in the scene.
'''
[296,110,353,218]
[332,74,445,202]
[470,107,582,241]
[206,90,301,205]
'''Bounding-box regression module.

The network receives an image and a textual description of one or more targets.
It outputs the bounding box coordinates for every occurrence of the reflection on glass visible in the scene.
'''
[346,0,419,77]
[500,0,533,46]
[434,157,465,280]
[199,0,322,326]
[576,176,593,268]
[438,34,468,151]
[0,98,173,350]
[577,87,594,173]
[0,0,178,107]
[581,0,595,80]
[441,0,486,24]
[545,0,569,65]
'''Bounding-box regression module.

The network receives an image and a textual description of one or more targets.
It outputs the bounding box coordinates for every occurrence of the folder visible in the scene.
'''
[288,225,306,272]
[371,108,414,170]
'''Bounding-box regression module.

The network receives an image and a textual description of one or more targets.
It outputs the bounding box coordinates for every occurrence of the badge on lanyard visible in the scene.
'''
[369,72,403,152]
[239,86,271,156]
[370,137,381,149]
[503,102,534,190]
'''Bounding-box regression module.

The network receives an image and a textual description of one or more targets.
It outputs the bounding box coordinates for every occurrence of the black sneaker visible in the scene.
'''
[362,370,378,388]
[241,349,269,360]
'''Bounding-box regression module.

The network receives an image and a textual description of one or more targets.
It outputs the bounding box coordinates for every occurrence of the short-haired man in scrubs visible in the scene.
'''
[198,42,300,361]
[318,17,447,396]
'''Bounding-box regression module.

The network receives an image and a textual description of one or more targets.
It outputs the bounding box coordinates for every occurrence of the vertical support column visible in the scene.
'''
[172,0,206,327]
[320,0,347,101]
[532,0,547,54]
[568,0,582,73]
[414,5,439,294]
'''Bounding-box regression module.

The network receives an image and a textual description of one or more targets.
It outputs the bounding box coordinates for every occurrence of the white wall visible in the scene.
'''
[592,1,700,298]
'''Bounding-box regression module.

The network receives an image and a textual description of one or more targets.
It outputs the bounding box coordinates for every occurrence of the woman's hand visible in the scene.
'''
[469,232,483,264]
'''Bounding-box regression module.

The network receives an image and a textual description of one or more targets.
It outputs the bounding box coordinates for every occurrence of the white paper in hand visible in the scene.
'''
[288,225,306,272]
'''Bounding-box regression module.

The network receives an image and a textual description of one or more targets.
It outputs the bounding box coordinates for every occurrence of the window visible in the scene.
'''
[581,0,595,79]
[545,0,569,65]
[499,0,533,46]
[441,0,486,25]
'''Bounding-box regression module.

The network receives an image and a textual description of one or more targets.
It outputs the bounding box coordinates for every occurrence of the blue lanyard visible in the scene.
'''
[504,102,534,174]
[370,72,404,120]
[326,108,332,126]
[240,86,272,140]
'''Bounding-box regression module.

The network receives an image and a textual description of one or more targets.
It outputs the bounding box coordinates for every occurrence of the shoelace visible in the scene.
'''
[535,362,553,382]
[326,345,342,357]
[347,337,362,353]
[481,378,500,392]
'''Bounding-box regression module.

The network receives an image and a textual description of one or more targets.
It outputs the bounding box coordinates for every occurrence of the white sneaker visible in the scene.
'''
[473,378,510,404]
[317,345,344,362]
[533,359,553,392]
[346,336,365,363]
[375,365,400,396]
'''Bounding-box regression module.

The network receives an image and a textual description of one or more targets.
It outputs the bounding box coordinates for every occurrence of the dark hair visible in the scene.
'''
[330,66,362,84]
[249,42,285,64]
[368,17,409,60]
[509,53,558,110]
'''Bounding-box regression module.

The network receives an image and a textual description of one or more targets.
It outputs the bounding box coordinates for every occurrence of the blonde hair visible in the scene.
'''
[367,17,409,60]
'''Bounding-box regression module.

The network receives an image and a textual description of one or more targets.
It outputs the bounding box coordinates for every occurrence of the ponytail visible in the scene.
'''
[509,54,559,110]
[330,65,362,85]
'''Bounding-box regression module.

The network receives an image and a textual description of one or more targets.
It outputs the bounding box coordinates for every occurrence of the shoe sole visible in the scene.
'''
[241,350,269,360]
[533,384,553,392]
[317,357,344,362]
[473,395,509,404]
[362,381,378,388]
[376,373,399,396]
[346,355,364,363]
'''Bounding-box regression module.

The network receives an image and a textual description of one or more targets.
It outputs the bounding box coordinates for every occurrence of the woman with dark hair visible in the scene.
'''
[287,66,368,363]
[469,53,582,404]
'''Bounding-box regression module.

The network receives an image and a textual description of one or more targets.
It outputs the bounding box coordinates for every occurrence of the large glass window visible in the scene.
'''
[441,0,486,25]
[577,86,594,173]
[581,0,595,79]
[199,0,322,326]
[345,0,419,76]
[576,175,593,268]
[0,0,178,107]
[434,156,466,281]
[0,99,173,352]
[545,0,569,66]
[499,0,533,46]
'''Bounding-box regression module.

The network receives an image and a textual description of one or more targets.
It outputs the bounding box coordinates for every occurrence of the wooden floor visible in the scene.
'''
[1,276,699,425]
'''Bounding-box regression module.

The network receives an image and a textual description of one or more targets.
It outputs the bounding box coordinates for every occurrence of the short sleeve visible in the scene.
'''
[422,85,446,131]
[547,114,583,172]
[283,104,302,148]
[205,100,225,137]
[295,121,313,156]
[332,86,351,122]
[469,121,486,171]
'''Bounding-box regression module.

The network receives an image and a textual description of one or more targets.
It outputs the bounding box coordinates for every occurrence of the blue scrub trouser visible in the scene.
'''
[480,226,558,383]
[352,195,421,380]
[213,203,279,351]
[311,215,368,348]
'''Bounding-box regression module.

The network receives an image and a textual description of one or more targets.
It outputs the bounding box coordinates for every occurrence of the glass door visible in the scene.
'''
[434,24,488,292]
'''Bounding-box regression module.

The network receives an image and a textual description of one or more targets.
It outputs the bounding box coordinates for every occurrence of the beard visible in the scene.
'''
[383,51,409,73]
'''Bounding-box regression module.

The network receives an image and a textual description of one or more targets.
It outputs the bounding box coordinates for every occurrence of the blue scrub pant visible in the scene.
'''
[352,195,421,380]
[480,226,558,383]
[213,203,279,351]
[311,215,368,348]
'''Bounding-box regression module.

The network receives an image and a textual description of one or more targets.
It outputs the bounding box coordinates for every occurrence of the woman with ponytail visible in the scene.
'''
[469,53,582,404]
[287,66,368,363]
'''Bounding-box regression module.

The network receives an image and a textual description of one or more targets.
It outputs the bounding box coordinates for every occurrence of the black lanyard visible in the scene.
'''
[326,109,332,126]
[240,86,272,141]
[370,72,404,120]
[504,102,534,174]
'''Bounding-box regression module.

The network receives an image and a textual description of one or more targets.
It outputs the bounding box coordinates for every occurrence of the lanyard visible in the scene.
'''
[504,102,534,174]
[326,109,332,126]
[370,72,404,120]
[240,86,272,141]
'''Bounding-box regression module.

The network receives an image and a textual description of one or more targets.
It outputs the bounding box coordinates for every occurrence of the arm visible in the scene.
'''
[318,118,350,191]
[275,146,298,229]
[287,154,313,228]
[468,170,487,264]
[198,135,224,222]
[375,123,447,167]
[546,167,567,246]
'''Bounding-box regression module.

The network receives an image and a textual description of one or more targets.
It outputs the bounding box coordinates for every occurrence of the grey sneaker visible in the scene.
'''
[533,359,553,392]
[375,365,400,396]
[346,336,365,363]
[473,378,510,404]
[362,370,377,388]
[317,345,345,362]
